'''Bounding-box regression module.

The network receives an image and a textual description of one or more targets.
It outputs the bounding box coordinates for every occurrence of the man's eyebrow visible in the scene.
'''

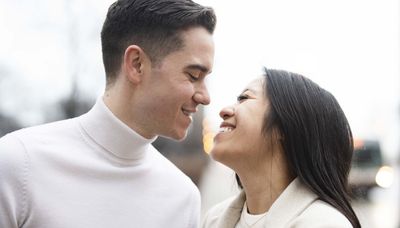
[185,64,211,74]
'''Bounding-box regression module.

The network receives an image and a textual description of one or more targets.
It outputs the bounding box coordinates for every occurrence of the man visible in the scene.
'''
[0,0,216,227]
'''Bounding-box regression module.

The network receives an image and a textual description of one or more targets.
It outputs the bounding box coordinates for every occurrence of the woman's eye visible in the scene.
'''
[237,94,248,102]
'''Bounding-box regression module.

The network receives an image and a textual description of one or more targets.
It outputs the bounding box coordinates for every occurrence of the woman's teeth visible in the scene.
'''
[219,127,234,133]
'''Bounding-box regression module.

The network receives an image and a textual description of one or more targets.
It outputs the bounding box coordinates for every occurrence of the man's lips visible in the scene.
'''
[182,108,197,117]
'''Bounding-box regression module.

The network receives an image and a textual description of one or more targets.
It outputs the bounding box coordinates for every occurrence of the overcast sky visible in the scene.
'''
[1,0,399,158]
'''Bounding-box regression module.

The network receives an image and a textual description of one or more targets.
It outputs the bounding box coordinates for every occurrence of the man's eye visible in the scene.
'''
[187,73,199,82]
[237,94,248,102]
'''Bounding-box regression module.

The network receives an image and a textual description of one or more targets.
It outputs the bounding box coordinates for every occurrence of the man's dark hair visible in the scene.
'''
[100,0,216,86]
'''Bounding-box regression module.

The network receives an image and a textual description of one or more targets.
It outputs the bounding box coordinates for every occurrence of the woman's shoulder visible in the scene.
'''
[201,192,245,228]
[204,195,237,217]
[289,199,353,227]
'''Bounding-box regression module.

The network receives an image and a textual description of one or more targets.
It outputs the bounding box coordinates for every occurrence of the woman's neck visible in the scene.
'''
[237,162,294,214]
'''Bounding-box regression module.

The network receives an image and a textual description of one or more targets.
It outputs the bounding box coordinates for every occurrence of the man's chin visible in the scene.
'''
[166,129,189,141]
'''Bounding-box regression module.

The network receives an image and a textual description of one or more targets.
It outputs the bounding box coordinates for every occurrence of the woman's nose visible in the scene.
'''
[219,106,235,119]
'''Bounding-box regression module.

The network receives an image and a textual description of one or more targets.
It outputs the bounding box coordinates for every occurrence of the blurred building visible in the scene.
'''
[0,113,21,137]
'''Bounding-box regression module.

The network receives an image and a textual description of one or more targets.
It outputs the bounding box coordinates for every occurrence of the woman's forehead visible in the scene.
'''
[243,77,264,93]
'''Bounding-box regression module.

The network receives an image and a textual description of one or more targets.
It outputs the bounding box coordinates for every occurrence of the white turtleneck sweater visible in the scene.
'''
[0,98,200,228]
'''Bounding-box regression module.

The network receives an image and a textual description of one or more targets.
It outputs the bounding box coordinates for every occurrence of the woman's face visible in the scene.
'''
[211,78,275,168]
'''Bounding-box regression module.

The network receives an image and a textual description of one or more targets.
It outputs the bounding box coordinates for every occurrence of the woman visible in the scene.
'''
[202,68,361,228]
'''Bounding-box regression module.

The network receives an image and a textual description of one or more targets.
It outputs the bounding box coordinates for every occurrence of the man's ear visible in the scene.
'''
[123,45,147,84]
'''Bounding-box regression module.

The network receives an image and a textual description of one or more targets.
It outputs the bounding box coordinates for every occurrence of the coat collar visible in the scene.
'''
[217,178,318,228]
[264,178,318,226]
[217,191,246,227]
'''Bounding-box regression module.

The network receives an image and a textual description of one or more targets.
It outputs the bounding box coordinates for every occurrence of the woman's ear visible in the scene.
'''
[122,45,147,84]
[272,127,284,142]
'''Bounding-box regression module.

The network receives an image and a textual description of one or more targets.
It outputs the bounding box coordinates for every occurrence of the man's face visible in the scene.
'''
[137,27,214,140]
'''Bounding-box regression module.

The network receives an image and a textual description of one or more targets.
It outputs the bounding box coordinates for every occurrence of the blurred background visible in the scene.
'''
[0,0,399,227]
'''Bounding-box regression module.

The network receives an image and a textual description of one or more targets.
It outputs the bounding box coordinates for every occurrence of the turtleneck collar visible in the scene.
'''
[79,97,157,160]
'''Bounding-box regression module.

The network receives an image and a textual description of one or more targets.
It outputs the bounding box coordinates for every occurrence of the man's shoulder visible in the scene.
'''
[0,133,27,161]
[0,117,84,167]
[3,117,79,143]
[0,133,31,185]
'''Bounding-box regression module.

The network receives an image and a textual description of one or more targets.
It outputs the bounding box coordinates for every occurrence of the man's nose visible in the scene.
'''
[193,83,210,105]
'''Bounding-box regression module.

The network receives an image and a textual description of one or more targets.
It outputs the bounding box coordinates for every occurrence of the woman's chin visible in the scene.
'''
[209,147,223,162]
[210,146,231,166]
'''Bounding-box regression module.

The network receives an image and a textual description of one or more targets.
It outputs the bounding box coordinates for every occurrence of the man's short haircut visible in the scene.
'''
[101,0,216,86]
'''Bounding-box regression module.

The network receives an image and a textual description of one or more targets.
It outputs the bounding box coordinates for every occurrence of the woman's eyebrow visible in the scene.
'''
[240,88,256,94]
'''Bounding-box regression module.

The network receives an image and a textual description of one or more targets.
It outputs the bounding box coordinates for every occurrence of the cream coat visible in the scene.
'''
[202,178,353,228]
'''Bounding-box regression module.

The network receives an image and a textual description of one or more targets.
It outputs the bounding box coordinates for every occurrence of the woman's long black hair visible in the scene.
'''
[237,68,361,228]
